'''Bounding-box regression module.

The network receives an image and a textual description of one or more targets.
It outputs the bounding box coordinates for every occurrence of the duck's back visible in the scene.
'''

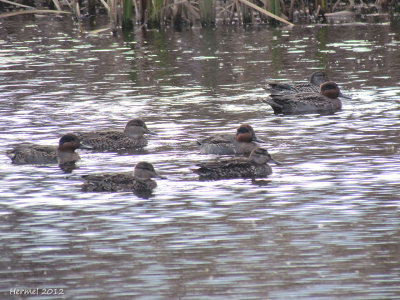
[7,144,58,164]
[265,92,342,114]
[82,172,156,192]
[195,158,272,179]
[197,136,259,156]
[267,82,320,95]
[197,135,236,155]
[77,130,147,151]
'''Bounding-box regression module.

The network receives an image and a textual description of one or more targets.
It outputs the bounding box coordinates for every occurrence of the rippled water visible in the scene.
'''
[1,14,400,299]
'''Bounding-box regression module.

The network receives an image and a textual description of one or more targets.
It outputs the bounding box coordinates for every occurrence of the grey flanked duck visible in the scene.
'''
[76,118,155,151]
[265,71,330,94]
[81,162,162,197]
[263,81,346,115]
[193,147,280,180]
[6,134,85,168]
[197,124,265,156]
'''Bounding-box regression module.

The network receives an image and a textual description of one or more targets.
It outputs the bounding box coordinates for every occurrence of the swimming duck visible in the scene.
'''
[263,81,345,115]
[81,162,162,196]
[76,118,155,151]
[193,147,280,180]
[6,134,84,167]
[197,124,264,156]
[265,71,329,94]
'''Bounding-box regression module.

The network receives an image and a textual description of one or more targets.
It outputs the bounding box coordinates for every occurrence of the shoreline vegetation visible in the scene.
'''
[0,0,398,32]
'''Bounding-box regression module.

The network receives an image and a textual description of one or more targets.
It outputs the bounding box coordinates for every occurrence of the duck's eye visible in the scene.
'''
[237,127,250,134]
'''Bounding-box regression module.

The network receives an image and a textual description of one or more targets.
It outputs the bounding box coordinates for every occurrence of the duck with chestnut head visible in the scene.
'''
[197,124,265,156]
[263,81,349,115]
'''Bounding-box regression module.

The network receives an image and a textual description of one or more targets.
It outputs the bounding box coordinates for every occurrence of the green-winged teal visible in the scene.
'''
[76,119,155,151]
[193,147,280,180]
[81,162,162,197]
[263,81,345,115]
[266,71,329,94]
[6,134,85,166]
[197,124,265,156]
[266,71,350,99]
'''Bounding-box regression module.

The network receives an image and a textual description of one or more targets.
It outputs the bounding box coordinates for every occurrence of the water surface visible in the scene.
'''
[1,15,400,299]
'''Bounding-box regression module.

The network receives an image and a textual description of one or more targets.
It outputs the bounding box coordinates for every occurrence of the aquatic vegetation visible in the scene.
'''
[0,0,390,32]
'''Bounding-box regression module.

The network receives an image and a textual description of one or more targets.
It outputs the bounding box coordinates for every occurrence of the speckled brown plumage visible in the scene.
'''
[76,119,155,151]
[82,162,160,196]
[263,81,343,115]
[193,148,279,180]
[265,71,329,95]
[6,134,82,165]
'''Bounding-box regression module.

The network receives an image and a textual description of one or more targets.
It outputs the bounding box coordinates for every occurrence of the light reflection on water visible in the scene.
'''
[1,15,400,299]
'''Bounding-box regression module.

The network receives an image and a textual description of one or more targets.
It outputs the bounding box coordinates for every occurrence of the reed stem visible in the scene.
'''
[1,0,390,30]
[122,0,133,29]
[199,0,216,27]
[242,2,252,23]
[148,0,163,28]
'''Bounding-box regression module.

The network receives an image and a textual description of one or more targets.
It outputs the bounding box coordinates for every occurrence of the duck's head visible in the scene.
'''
[320,81,341,99]
[310,71,329,86]
[124,119,156,138]
[235,124,264,143]
[134,162,163,180]
[58,134,81,152]
[249,147,281,165]
[320,81,351,99]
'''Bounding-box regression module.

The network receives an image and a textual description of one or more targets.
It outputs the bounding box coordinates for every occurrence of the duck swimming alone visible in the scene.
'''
[6,134,84,167]
[263,81,345,115]
[193,147,280,180]
[197,124,264,156]
[76,119,155,151]
[265,71,329,94]
[81,162,162,196]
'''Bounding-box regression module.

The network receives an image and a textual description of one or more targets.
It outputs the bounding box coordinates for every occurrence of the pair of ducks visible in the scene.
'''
[263,71,350,114]
[7,118,154,165]
[195,124,280,180]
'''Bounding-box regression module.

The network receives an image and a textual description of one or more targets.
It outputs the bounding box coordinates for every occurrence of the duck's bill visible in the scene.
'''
[146,129,157,135]
[154,171,166,179]
[269,156,282,165]
[253,135,265,143]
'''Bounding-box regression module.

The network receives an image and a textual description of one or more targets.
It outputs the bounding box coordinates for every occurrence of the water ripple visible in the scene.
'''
[0,17,400,299]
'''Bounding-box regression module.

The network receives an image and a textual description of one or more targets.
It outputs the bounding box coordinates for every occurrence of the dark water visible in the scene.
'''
[1,14,400,299]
